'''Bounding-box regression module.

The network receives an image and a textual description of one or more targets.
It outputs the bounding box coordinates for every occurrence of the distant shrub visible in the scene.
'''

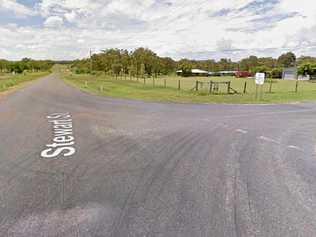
[75,68,89,74]
[271,68,282,79]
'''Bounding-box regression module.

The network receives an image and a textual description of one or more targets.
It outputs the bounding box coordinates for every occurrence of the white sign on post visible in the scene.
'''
[255,73,265,85]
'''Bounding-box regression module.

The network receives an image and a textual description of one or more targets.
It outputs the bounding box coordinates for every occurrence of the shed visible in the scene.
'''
[282,67,297,80]
[176,69,209,77]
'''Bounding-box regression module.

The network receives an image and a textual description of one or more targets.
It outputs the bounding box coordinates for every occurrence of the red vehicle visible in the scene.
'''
[235,71,253,78]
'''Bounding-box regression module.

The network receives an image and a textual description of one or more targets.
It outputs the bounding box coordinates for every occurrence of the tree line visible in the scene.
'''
[72,48,175,78]
[0,58,54,74]
[72,48,316,78]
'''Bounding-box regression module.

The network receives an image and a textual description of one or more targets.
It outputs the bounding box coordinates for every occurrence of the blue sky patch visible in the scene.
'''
[17,0,38,8]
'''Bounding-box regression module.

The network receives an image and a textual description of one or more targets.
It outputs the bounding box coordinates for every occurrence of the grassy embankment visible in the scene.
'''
[0,72,50,93]
[62,72,316,104]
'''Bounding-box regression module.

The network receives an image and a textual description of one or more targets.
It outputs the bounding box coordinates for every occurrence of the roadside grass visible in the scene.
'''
[0,72,50,93]
[62,73,316,104]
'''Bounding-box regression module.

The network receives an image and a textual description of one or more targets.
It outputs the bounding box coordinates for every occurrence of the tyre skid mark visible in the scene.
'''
[109,130,199,236]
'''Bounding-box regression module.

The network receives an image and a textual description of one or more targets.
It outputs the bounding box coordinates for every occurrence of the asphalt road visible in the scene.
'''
[1,74,316,237]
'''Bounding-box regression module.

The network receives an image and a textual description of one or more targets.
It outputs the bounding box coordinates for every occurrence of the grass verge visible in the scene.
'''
[62,73,316,104]
[0,72,50,93]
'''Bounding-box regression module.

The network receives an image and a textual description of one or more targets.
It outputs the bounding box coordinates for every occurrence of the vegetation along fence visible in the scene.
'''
[76,71,316,98]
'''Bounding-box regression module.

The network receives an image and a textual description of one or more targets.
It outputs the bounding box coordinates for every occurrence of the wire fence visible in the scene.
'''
[73,71,316,96]
[101,75,316,94]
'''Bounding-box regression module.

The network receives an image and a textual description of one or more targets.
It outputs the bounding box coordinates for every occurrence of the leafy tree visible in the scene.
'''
[298,63,316,76]
[258,57,277,69]
[277,52,296,68]
[239,56,259,71]
[297,56,316,65]
[0,59,53,73]
[270,68,282,78]
[251,66,268,74]
[112,63,122,78]
[140,63,146,78]
[178,59,192,77]
[69,48,316,79]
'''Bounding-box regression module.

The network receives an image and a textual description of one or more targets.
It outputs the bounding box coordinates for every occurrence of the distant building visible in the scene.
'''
[298,75,310,81]
[176,69,239,77]
[208,71,237,77]
[219,71,237,76]
[235,71,253,78]
[282,67,297,80]
[191,69,209,76]
[176,69,209,77]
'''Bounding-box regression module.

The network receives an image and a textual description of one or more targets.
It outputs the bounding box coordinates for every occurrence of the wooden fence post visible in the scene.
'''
[243,82,247,94]
[227,81,231,94]
[178,80,181,90]
[269,79,273,93]
[295,79,299,93]
[209,81,213,94]
[195,81,199,91]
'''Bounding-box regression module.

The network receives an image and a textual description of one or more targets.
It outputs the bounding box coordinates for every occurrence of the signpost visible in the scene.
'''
[255,73,265,100]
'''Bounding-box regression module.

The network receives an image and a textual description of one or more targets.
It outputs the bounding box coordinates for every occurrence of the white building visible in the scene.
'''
[282,67,297,80]
[176,69,209,76]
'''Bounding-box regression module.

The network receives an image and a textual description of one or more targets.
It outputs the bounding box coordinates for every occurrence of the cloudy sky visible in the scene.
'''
[0,0,315,61]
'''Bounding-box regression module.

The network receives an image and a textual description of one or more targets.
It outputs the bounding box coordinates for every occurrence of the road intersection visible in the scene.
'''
[1,74,316,236]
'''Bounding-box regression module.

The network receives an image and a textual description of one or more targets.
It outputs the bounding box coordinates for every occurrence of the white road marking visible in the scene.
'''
[288,145,303,151]
[235,129,248,134]
[258,136,280,144]
[41,113,76,159]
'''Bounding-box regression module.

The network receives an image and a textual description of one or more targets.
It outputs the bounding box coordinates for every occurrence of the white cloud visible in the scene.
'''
[0,0,35,17]
[64,11,76,22]
[0,0,315,60]
[217,39,234,51]
[44,16,64,28]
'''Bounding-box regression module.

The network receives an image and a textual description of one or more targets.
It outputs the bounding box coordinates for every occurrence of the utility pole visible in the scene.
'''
[294,59,298,93]
[90,49,92,73]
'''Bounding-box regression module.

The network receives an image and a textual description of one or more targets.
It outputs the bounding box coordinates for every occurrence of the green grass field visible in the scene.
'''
[0,72,50,93]
[62,72,316,104]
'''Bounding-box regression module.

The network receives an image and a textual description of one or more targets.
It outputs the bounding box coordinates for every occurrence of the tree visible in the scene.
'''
[239,56,259,71]
[258,57,277,69]
[140,63,146,78]
[160,57,176,74]
[69,48,315,79]
[270,68,282,78]
[132,47,158,76]
[178,59,192,77]
[297,56,316,65]
[112,63,122,79]
[277,52,296,68]
[120,50,130,78]
[298,63,316,76]
[0,60,8,72]
[251,66,269,73]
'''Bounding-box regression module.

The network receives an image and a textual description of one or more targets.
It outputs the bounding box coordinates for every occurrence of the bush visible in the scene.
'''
[298,63,316,76]
[75,68,89,74]
[271,68,282,78]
